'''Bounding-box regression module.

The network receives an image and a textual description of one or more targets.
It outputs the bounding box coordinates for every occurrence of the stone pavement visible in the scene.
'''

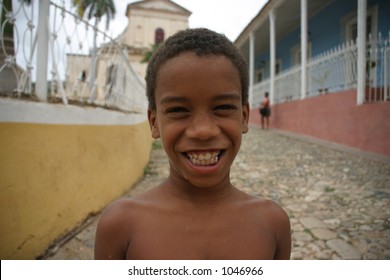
[45,126,390,260]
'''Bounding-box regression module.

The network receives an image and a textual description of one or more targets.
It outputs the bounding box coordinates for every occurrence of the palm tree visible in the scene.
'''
[72,0,116,101]
[0,0,31,94]
[73,0,116,30]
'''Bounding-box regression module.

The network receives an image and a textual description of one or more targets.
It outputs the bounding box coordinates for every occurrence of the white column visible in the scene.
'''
[301,0,308,99]
[269,9,276,105]
[249,31,255,108]
[357,0,367,105]
[36,0,50,101]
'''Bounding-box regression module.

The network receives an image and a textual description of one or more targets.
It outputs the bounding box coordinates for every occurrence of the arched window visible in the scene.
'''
[155,28,164,45]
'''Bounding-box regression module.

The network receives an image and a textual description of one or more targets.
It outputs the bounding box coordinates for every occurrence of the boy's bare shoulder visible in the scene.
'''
[248,195,287,213]
[98,185,168,225]
[99,188,160,221]
[244,195,291,259]
[236,190,283,209]
[95,197,140,239]
[94,188,162,259]
[99,197,138,221]
[244,194,290,223]
[237,192,290,233]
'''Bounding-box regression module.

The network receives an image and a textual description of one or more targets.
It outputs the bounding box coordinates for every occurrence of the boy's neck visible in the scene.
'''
[163,171,236,205]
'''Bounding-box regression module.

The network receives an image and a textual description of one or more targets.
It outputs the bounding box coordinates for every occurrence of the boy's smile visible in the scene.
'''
[148,52,250,189]
[185,150,222,166]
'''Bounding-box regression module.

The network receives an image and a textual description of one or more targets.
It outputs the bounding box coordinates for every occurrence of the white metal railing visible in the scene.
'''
[0,0,35,95]
[274,65,301,103]
[365,32,390,102]
[307,40,358,96]
[252,31,390,107]
[0,0,147,113]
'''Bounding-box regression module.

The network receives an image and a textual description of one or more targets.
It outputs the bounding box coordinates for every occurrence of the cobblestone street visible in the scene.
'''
[46,126,390,260]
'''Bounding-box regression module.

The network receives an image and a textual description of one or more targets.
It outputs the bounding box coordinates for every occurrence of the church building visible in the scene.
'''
[119,0,191,79]
[66,0,191,105]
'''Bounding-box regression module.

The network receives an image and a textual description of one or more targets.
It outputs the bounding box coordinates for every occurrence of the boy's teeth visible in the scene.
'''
[187,151,220,166]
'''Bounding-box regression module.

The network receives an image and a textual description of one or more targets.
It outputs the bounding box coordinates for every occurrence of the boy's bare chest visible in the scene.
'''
[126,209,276,259]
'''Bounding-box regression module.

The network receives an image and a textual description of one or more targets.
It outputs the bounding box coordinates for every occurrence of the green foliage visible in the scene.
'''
[325,186,335,192]
[72,0,116,30]
[152,140,162,150]
[141,44,161,63]
[143,164,153,175]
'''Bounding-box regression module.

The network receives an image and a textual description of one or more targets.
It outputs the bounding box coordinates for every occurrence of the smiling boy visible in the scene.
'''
[94,28,291,260]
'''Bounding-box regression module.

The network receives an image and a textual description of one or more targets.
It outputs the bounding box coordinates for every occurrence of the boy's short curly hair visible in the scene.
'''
[145,28,249,110]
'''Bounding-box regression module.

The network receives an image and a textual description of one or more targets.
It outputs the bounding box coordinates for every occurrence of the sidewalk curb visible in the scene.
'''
[251,125,390,165]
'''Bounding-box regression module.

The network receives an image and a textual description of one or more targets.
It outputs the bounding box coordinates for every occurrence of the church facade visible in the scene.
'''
[66,0,191,107]
[119,0,191,79]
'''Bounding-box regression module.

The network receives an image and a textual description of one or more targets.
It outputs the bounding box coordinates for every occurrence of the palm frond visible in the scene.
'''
[72,0,116,30]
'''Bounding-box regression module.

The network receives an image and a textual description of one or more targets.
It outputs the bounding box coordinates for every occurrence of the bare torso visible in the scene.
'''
[94,183,291,260]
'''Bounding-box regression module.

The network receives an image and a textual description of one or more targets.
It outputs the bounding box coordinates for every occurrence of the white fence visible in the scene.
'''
[275,65,301,103]
[365,32,390,102]
[307,40,358,97]
[252,32,390,106]
[0,0,147,113]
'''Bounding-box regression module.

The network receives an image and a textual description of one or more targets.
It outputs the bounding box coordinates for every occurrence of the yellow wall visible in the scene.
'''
[0,120,152,259]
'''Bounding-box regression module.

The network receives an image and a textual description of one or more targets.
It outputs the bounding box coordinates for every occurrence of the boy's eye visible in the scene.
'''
[163,107,189,115]
[214,104,238,111]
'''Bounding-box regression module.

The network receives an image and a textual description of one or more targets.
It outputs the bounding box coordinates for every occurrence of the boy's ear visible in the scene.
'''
[148,109,160,139]
[242,102,250,134]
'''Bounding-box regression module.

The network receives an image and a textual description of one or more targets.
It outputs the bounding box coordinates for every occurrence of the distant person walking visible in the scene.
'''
[259,92,271,129]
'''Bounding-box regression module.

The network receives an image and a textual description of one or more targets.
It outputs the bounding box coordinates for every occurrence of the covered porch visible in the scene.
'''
[235,0,390,157]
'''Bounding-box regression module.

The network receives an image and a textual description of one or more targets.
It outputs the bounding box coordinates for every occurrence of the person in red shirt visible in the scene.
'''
[259,92,271,129]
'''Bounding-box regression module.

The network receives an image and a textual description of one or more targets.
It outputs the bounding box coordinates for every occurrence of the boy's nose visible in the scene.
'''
[186,113,220,140]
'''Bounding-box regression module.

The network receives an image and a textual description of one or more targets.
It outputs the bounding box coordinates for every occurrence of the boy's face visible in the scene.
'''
[148,52,250,189]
